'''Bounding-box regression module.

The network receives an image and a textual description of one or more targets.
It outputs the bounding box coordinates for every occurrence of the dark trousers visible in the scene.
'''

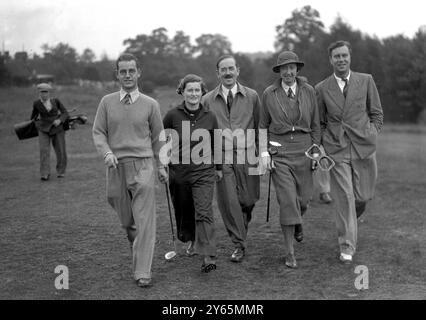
[169,165,217,257]
[38,129,67,177]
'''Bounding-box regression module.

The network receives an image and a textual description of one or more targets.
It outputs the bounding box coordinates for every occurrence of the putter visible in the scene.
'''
[164,170,178,261]
[266,141,281,222]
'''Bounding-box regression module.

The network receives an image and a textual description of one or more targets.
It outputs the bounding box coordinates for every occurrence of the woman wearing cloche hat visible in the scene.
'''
[259,51,320,268]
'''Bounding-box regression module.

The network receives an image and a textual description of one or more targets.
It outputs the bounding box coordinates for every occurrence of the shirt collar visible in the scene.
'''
[221,84,238,97]
[281,81,297,95]
[334,71,351,82]
[120,88,140,104]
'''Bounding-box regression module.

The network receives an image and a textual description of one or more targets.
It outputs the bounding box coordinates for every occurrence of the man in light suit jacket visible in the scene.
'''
[315,40,383,264]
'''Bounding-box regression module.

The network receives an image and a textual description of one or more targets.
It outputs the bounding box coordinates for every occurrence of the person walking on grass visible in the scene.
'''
[315,40,383,264]
[92,53,168,288]
[163,74,222,273]
[202,55,261,263]
[259,51,320,269]
[31,83,69,181]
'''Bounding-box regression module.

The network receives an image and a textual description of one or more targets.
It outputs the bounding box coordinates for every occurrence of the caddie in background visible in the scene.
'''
[92,53,168,288]
[316,40,384,264]
[202,55,261,263]
[31,83,69,181]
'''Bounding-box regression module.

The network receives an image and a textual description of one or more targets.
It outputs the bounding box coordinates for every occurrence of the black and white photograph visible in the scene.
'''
[0,0,425,304]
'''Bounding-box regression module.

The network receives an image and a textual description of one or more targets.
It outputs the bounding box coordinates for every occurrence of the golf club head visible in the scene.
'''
[305,144,322,160]
[268,141,282,155]
[165,250,177,260]
[318,155,335,171]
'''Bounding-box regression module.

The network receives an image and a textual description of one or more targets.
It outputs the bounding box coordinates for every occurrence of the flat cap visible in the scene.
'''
[37,83,52,91]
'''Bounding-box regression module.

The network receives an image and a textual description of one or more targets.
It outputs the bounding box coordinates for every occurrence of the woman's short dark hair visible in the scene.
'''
[176,74,208,96]
[328,40,352,57]
[116,53,140,70]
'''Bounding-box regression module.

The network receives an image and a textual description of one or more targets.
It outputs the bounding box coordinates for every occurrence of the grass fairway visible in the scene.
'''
[0,86,425,299]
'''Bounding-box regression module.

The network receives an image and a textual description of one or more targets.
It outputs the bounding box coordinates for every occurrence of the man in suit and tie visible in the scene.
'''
[315,40,384,264]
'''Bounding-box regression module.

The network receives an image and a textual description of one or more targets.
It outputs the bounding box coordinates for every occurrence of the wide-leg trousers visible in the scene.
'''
[38,129,67,177]
[106,157,156,280]
[330,152,377,255]
[169,165,217,257]
[216,162,259,251]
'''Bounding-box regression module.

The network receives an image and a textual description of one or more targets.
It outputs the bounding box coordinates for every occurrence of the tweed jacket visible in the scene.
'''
[260,76,320,148]
[315,71,384,161]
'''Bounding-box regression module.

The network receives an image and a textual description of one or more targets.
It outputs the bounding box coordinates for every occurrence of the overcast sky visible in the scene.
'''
[1,0,425,59]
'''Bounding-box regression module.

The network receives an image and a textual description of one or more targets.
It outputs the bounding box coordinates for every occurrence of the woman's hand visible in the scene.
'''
[158,167,169,184]
[53,119,61,127]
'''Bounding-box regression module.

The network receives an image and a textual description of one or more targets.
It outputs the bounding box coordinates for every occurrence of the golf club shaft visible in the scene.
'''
[267,170,272,222]
[165,183,176,242]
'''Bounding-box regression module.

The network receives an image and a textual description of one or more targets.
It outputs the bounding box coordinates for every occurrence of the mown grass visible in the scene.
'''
[0,86,425,300]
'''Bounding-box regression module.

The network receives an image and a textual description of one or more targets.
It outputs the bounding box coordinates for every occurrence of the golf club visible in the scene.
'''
[305,144,335,171]
[164,168,178,261]
[266,141,281,222]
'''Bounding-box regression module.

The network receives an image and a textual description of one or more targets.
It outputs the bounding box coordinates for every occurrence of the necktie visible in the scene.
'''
[123,93,131,105]
[287,88,293,99]
[227,90,233,112]
[341,78,348,98]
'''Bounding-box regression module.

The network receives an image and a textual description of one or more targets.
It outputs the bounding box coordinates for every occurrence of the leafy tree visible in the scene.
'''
[275,5,325,52]
[80,48,96,64]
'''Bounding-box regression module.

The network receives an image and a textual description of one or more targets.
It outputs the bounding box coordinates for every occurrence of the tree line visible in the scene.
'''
[0,5,425,123]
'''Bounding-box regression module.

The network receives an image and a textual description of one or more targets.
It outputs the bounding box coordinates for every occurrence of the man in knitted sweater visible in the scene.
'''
[93,53,168,288]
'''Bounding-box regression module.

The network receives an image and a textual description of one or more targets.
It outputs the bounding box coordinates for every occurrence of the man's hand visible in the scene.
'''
[215,170,223,181]
[104,153,118,169]
[53,119,61,127]
[158,167,168,184]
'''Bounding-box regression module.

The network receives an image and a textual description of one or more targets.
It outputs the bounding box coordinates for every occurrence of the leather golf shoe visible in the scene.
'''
[284,254,297,269]
[40,175,49,181]
[201,256,217,273]
[294,224,303,242]
[339,253,353,264]
[320,192,332,204]
[230,248,245,263]
[136,278,152,288]
[57,174,65,178]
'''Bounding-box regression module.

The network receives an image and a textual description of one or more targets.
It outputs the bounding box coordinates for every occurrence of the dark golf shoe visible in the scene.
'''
[136,278,152,288]
[201,256,217,273]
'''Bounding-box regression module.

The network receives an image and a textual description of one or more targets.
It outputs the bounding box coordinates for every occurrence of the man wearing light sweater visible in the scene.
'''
[93,53,168,288]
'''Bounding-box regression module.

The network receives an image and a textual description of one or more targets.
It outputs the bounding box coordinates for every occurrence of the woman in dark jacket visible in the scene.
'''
[31,83,69,180]
[163,74,222,272]
[259,51,320,268]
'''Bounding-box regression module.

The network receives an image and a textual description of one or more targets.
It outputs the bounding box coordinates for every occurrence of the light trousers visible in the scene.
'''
[330,152,377,255]
[216,163,259,250]
[106,157,156,280]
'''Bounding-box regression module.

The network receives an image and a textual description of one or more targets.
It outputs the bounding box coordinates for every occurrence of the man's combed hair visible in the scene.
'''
[116,53,140,70]
[328,40,352,57]
[216,54,238,70]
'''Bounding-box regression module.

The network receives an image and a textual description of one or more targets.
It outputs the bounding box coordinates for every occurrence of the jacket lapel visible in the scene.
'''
[344,72,361,109]
[326,76,345,110]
